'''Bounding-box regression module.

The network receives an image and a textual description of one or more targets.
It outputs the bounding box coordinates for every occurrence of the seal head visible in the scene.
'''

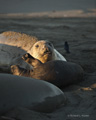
[29,40,55,63]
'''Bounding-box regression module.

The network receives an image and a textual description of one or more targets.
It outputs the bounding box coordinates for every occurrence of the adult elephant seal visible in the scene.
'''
[0,74,65,115]
[0,31,66,72]
[11,53,84,88]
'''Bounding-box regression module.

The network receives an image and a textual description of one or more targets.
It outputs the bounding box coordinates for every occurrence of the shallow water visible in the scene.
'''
[0,17,96,72]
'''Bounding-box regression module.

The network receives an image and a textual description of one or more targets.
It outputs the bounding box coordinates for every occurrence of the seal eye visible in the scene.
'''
[35,45,39,48]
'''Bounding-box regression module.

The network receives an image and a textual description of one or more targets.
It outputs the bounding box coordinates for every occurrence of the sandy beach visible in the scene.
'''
[0,8,96,120]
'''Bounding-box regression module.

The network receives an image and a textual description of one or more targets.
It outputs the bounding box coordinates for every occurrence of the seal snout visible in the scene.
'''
[40,42,53,55]
[43,44,52,55]
[44,47,52,54]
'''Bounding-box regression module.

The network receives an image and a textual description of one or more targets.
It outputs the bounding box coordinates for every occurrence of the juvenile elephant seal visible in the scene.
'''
[0,31,66,72]
[0,74,65,115]
[29,40,66,63]
[11,53,84,88]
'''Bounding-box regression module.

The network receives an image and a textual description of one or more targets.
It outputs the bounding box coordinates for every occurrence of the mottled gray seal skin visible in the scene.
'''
[0,74,65,115]
[11,53,84,88]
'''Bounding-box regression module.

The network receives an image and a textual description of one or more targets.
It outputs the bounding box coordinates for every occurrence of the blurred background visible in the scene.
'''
[0,0,96,13]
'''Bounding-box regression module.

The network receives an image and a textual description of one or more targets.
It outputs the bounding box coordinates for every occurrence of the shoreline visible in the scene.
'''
[0,9,96,18]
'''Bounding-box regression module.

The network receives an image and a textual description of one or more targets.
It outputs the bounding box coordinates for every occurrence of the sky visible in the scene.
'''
[0,0,96,13]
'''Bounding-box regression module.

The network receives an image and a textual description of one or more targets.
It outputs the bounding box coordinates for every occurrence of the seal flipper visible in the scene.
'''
[11,65,27,76]
[22,53,42,68]
[11,65,32,77]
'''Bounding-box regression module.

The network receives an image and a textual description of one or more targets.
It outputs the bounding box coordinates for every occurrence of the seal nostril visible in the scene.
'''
[44,48,51,54]
[46,48,49,52]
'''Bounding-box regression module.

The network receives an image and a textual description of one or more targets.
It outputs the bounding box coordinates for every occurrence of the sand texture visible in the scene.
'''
[0,16,96,120]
